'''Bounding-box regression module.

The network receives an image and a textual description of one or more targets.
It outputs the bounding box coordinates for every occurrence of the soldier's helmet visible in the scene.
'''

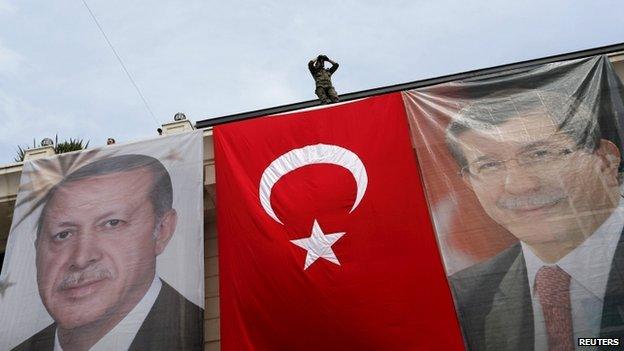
[314,58,324,69]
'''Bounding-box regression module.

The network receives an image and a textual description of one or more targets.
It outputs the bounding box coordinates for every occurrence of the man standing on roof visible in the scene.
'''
[309,54,339,104]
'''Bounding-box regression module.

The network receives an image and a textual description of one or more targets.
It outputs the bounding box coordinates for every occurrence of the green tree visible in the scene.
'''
[14,135,90,162]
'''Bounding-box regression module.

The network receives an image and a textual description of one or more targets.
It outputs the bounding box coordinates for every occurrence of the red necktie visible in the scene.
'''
[534,265,574,351]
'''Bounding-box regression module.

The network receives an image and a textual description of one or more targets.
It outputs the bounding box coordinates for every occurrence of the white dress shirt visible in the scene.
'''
[54,275,162,351]
[521,203,624,351]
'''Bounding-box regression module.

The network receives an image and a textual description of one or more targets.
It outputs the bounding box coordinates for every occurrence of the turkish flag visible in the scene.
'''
[215,93,464,350]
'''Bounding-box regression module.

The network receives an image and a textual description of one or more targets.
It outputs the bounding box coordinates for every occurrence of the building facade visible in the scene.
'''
[1,51,623,350]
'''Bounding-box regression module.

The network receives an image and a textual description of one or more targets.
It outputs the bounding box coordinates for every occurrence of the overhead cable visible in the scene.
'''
[80,0,160,126]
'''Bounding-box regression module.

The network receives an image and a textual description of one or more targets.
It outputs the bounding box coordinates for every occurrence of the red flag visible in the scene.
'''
[215,93,464,350]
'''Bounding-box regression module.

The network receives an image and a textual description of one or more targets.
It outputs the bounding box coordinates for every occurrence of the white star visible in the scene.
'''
[290,220,345,270]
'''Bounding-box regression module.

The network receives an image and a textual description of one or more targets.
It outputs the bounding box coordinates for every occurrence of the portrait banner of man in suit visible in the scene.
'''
[0,131,204,350]
[403,55,624,350]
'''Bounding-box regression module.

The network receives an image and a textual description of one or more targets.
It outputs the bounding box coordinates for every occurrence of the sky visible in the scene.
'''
[0,0,623,163]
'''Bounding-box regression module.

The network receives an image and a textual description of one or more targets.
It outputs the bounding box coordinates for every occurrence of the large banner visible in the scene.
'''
[0,131,205,350]
[215,93,464,350]
[404,56,624,350]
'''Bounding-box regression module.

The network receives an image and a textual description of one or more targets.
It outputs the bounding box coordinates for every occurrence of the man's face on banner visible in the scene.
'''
[35,168,174,330]
[458,111,621,246]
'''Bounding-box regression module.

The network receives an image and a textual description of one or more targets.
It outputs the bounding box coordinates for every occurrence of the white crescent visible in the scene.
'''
[259,144,368,224]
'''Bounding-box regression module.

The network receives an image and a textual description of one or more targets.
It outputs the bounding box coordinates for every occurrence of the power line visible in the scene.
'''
[80,0,160,126]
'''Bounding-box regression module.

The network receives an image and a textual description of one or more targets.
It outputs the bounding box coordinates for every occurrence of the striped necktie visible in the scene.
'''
[535,265,574,351]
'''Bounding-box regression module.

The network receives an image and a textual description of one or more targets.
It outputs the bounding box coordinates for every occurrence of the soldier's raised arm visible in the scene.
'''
[308,59,317,74]
[326,57,339,74]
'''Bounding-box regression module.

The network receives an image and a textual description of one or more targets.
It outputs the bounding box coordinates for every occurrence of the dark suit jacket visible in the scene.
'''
[449,234,624,351]
[12,280,204,351]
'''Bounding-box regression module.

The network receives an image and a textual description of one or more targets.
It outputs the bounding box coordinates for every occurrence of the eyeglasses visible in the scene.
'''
[460,144,580,181]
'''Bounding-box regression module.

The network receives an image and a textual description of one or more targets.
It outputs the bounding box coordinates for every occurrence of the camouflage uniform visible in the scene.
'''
[308,56,339,104]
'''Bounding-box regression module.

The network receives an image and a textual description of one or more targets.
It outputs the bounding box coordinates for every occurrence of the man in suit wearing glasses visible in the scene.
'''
[446,90,624,350]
